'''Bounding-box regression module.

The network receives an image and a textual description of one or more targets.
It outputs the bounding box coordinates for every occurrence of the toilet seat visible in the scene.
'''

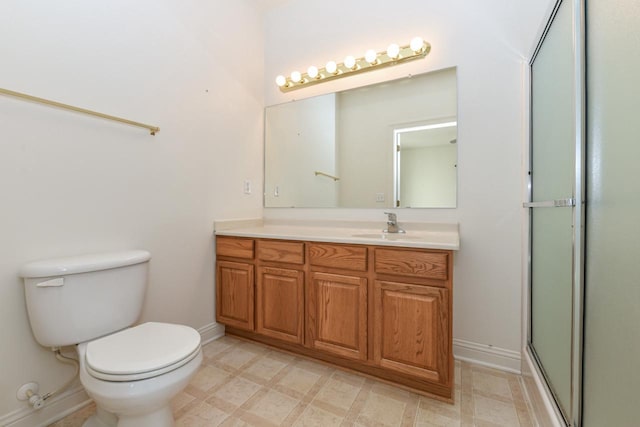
[85,322,201,382]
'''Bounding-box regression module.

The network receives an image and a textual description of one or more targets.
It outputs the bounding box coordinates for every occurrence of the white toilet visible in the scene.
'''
[19,250,203,427]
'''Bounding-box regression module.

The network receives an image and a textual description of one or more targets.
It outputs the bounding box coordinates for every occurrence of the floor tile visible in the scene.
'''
[474,394,521,426]
[277,366,322,396]
[472,371,513,401]
[313,373,363,412]
[190,365,231,392]
[216,346,263,371]
[211,377,262,407]
[203,336,239,358]
[246,389,300,424]
[356,389,407,426]
[49,336,538,427]
[293,404,344,426]
[242,354,288,382]
[176,401,230,426]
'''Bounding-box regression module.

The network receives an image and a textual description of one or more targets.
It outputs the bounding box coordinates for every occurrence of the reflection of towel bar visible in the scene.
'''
[314,171,340,181]
[0,87,160,135]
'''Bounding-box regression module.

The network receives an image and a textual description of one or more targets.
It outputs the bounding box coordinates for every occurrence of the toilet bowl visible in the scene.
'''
[77,322,202,427]
[19,250,202,427]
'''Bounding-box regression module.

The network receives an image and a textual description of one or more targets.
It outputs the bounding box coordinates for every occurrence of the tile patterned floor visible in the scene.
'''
[50,336,536,426]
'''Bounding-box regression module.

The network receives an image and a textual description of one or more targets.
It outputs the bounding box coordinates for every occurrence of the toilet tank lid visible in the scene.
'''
[19,250,151,278]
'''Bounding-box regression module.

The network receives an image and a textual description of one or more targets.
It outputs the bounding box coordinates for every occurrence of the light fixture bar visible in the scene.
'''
[276,38,431,92]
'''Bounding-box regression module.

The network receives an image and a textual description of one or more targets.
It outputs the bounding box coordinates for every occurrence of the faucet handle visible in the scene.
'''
[384,212,397,223]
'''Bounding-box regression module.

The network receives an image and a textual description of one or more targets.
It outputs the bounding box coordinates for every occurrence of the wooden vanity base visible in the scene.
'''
[216,236,454,402]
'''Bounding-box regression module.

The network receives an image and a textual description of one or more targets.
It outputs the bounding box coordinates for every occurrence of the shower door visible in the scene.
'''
[582,0,640,425]
[527,0,584,425]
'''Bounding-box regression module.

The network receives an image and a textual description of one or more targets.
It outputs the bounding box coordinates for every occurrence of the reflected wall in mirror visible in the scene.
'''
[264,68,457,208]
[395,121,457,208]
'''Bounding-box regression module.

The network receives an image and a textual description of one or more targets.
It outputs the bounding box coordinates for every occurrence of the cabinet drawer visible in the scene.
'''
[375,249,448,280]
[258,240,305,264]
[216,236,255,259]
[309,243,367,271]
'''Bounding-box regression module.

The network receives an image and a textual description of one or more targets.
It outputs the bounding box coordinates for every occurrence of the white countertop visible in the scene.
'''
[214,218,460,250]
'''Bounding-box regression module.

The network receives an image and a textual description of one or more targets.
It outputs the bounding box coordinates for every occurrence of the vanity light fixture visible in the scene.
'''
[275,36,431,92]
[325,61,338,75]
[364,49,378,64]
[344,55,357,70]
[307,66,319,79]
[386,43,400,59]
[290,71,302,83]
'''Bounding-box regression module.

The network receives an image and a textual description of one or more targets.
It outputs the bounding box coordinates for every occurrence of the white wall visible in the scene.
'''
[264,0,555,370]
[0,0,263,420]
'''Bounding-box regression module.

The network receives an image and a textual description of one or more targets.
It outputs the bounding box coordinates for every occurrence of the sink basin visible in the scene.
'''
[350,232,460,249]
[351,233,425,241]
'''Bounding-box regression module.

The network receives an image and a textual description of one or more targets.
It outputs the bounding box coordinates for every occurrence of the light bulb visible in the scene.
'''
[307,66,319,79]
[275,75,287,87]
[386,43,400,59]
[290,71,302,83]
[344,55,356,70]
[365,49,377,64]
[326,61,337,74]
[410,36,424,53]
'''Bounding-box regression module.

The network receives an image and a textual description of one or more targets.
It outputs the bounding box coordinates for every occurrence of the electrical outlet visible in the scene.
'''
[243,180,252,195]
[375,193,385,202]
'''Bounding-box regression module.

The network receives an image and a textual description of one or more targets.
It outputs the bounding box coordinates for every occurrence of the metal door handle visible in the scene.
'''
[523,198,575,208]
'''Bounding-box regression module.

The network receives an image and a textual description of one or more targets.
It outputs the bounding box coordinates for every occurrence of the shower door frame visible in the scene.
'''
[525,0,585,426]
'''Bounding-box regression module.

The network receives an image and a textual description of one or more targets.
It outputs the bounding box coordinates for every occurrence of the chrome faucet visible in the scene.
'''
[383,212,405,233]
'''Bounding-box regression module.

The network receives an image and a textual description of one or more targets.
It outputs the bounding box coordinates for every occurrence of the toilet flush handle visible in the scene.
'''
[36,278,64,287]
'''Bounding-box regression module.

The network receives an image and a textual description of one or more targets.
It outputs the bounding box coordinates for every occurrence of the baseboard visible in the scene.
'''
[453,338,522,373]
[1,323,226,427]
[198,322,225,345]
[0,385,90,427]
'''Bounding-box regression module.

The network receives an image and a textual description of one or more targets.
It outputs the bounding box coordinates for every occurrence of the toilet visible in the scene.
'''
[19,250,202,427]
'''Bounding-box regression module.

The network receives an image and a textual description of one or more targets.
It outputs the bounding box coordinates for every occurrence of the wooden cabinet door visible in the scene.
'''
[308,272,367,360]
[216,261,254,331]
[256,266,304,344]
[373,280,450,385]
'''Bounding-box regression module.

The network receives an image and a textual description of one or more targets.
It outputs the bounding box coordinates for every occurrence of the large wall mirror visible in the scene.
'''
[264,67,457,208]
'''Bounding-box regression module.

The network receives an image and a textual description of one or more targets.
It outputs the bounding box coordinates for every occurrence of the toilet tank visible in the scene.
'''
[19,250,151,348]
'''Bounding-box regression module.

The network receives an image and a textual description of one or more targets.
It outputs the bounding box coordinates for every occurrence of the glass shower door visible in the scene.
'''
[528,0,583,423]
[582,0,640,425]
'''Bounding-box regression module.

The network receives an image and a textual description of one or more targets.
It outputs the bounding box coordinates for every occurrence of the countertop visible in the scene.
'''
[214,218,459,250]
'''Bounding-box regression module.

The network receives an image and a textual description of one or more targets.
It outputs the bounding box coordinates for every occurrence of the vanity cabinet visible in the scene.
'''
[372,247,453,390]
[307,243,368,361]
[255,240,305,344]
[308,271,368,361]
[215,235,454,401]
[215,237,255,330]
[373,281,449,383]
[256,266,304,344]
